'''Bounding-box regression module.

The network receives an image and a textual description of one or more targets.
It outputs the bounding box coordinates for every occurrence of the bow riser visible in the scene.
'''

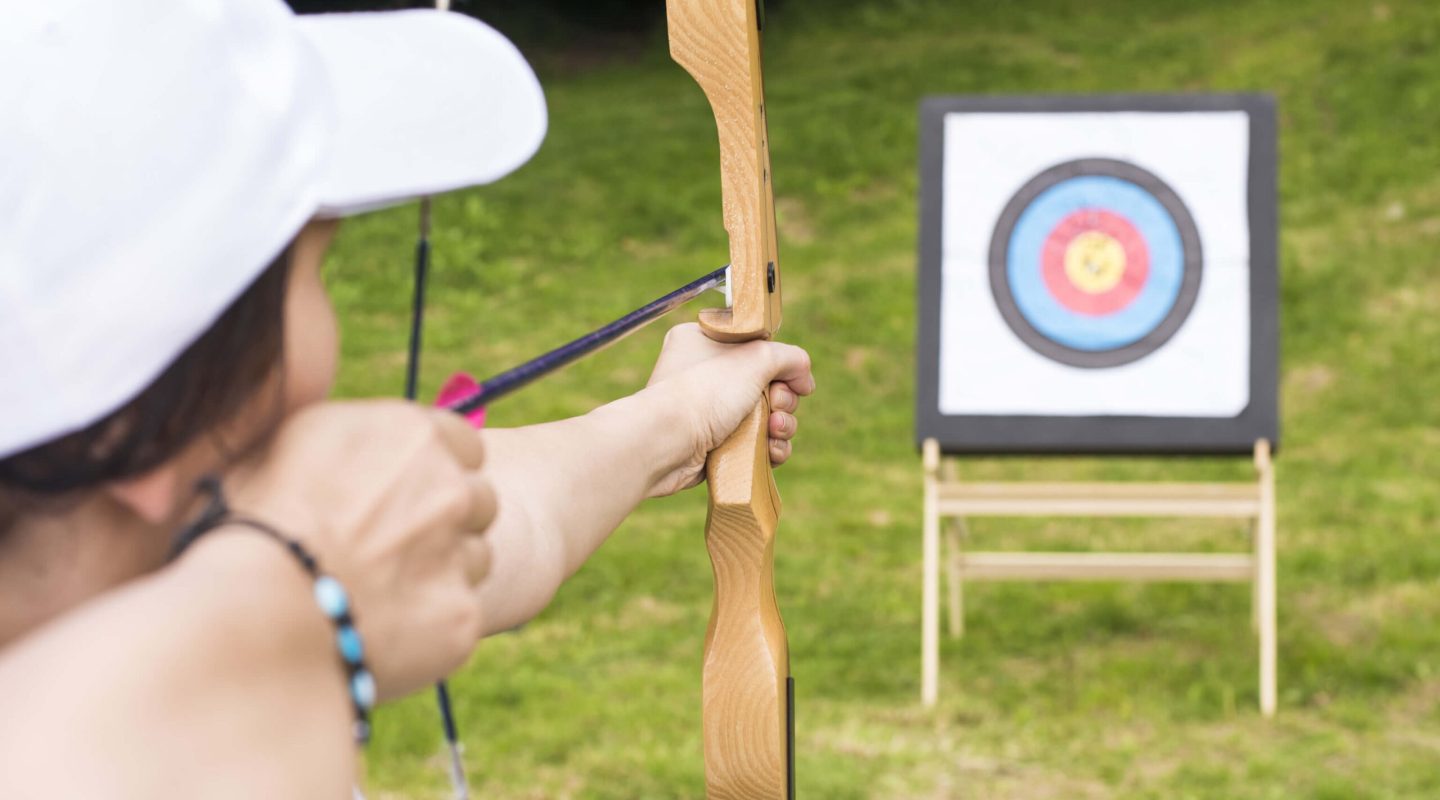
[666,1,792,797]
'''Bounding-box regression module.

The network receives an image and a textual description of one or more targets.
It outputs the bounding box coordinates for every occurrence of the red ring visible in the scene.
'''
[1040,209,1149,316]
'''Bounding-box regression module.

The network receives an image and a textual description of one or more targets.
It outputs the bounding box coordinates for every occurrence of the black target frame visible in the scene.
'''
[915,94,1279,455]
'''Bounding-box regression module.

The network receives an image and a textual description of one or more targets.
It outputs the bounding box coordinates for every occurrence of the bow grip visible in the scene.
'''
[702,399,789,798]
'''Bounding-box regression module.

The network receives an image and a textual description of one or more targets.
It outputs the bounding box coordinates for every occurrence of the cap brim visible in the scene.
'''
[298,10,547,217]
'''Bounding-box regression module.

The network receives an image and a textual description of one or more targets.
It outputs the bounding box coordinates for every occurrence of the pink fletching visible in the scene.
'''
[436,372,486,429]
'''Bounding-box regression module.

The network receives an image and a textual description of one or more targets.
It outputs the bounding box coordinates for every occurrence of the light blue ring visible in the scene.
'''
[1006,175,1185,351]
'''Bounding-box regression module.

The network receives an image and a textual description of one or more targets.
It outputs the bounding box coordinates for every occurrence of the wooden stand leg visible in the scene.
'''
[945,518,966,639]
[922,439,941,707]
[1251,514,1261,633]
[1254,439,1278,717]
[939,457,964,639]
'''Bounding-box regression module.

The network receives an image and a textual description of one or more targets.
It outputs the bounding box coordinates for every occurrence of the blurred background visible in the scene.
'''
[292,0,1439,796]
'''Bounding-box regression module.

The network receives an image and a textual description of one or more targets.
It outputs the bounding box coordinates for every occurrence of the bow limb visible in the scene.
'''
[666,1,791,797]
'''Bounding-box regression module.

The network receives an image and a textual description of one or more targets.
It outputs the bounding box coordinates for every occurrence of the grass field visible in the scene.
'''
[326,1,1440,796]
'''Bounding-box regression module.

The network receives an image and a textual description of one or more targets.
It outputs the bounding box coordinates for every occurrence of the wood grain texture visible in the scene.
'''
[666,0,790,795]
[668,0,781,343]
[703,403,788,797]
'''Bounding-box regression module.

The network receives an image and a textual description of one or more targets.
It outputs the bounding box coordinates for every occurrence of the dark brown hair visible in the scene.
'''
[0,250,293,514]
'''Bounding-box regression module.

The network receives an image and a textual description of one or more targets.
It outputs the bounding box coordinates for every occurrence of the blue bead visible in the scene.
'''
[313,576,348,618]
[351,670,377,711]
[337,625,364,664]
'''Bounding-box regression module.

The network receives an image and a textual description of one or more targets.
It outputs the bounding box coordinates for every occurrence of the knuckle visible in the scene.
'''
[769,442,787,464]
[363,403,433,448]
[442,477,475,523]
[473,480,499,528]
[791,346,812,374]
[447,596,484,655]
[772,341,801,371]
[664,322,699,345]
[771,385,796,411]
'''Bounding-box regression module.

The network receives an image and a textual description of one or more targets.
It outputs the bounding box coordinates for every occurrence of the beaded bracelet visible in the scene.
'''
[171,476,376,744]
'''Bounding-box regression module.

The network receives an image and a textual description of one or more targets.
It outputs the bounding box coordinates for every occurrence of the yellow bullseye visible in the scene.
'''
[1063,230,1126,294]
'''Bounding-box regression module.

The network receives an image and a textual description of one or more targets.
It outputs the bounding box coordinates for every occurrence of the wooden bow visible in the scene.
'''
[665,1,792,797]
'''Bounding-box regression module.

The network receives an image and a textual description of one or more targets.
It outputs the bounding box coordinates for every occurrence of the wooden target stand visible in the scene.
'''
[920,438,1277,716]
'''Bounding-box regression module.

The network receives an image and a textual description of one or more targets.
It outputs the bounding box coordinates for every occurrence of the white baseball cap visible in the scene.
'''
[0,0,547,459]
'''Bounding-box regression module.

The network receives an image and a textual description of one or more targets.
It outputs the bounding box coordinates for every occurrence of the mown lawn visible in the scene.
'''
[327,0,1440,796]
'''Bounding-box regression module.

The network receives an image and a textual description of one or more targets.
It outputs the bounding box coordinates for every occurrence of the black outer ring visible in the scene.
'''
[987,157,1204,369]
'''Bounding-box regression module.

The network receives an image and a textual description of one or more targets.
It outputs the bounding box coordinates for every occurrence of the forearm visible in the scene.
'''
[0,534,353,799]
[476,384,690,634]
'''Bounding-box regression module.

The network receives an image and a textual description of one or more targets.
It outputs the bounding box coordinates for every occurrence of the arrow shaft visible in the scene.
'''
[445,266,728,415]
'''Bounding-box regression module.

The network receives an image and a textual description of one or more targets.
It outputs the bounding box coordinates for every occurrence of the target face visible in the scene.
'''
[988,158,1203,368]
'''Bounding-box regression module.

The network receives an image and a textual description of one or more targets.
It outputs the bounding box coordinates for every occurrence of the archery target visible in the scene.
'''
[936,110,1253,418]
[989,159,1203,368]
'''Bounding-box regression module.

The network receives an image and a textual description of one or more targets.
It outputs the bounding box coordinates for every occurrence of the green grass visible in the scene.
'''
[326,0,1440,796]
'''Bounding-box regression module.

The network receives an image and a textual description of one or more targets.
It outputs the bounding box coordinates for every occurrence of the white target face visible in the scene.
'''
[937,111,1252,418]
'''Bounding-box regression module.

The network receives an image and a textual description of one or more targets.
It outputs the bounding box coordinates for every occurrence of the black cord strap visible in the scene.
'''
[171,476,375,744]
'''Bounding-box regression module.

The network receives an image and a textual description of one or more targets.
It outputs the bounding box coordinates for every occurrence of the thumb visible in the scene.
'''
[759,341,816,397]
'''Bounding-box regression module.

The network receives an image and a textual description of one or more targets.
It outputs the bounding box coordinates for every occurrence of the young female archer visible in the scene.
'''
[0,1,814,796]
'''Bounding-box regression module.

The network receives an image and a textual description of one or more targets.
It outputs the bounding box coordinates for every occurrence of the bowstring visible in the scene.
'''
[416,0,468,792]
[412,194,471,800]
